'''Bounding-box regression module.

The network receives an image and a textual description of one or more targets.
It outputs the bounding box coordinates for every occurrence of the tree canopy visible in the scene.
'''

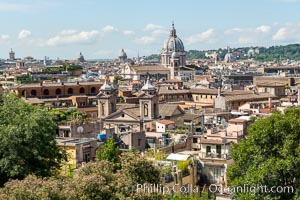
[0,153,164,199]
[0,93,66,186]
[227,108,300,200]
[96,137,120,163]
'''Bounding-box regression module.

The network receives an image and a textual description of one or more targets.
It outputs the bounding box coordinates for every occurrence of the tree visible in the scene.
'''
[0,153,164,199]
[0,93,66,186]
[96,137,120,163]
[227,108,300,200]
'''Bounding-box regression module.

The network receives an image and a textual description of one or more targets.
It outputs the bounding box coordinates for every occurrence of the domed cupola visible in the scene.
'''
[142,77,156,95]
[160,23,186,79]
[162,23,185,53]
[118,49,127,63]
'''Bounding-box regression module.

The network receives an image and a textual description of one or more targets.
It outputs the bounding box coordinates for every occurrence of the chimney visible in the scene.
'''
[217,87,221,97]
[40,82,43,86]
[77,81,80,85]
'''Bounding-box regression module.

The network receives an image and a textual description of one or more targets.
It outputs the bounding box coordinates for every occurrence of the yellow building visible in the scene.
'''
[56,138,98,176]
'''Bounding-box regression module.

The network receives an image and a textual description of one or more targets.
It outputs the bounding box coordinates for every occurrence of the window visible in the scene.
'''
[193,138,198,143]
[91,112,97,118]
[206,146,211,156]
[83,147,90,163]
[31,90,37,96]
[213,168,219,182]
[67,88,73,94]
[91,87,96,93]
[144,103,148,117]
[79,87,85,94]
[55,88,61,95]
[216,145,221,156]
[43,89,49,95]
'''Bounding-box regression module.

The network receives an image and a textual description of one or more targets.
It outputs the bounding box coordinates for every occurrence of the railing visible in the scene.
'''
[199,152,227,159]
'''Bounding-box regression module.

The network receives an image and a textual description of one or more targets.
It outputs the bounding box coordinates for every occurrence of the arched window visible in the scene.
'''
[91,87,96,93]
[43,89,49,95]
[111,102,115,112]
[31,90,37,96]
[67,88,73,94]
[79,87,85,94]
[153,103,157,117]
[101,102,105,115]
[55,88,61,95]
[21,90,26,96]
[144,103,148,117]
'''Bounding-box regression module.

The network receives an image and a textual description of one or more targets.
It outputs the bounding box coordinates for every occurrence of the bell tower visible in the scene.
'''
[97,79,116,118]
[139,78,159,120]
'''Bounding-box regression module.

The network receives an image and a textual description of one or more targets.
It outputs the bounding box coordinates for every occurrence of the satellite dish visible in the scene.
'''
[77,126,84,133]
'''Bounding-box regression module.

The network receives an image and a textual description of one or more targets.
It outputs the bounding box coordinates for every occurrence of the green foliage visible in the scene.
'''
[227,107,300,200]
[187,50,206,60]
[42,64,82,74]
[113,75,124,84]
[0,153,164,199]
[145,44,300,62]
[0,93,67,186]
[155,151,167,160]
[49,109,68,122]
[96,137,120,163]
[177,160,191,171]
[167,125,188,135]
[144,54,161,60]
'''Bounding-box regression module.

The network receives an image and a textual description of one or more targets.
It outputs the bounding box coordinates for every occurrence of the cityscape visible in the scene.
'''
[0,0,300,200]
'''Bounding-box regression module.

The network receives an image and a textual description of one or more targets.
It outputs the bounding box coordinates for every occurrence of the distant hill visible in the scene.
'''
[143,44,300,62]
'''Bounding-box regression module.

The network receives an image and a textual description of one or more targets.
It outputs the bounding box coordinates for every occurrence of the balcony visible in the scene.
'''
[199,152,227,160]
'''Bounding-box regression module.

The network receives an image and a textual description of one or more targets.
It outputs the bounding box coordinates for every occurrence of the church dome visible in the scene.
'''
[142,78,155,91]
[100,79,113,91]
[119,49,127,57]
[162,23,184,52]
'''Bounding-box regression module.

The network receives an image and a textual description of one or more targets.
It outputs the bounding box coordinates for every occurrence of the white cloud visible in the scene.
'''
[143,24,165,32]
[102,25,118,32]
[18,29,32,39]
[1,35,10,40]
[186,29,218,45]
[256,25,271,33]
[135,23,168,45]
[272,24,300,42]
[224,25,274,45]
[123,30,136,36]
[134,36,156,45]
[46,30,100,46]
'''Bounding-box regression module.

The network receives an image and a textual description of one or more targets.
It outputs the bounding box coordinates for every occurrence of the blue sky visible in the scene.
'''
[1,0,300,59]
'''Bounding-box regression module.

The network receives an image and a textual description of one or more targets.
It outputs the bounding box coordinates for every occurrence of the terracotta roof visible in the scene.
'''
[256,82,286,87]
[131,65,170,72]
[156,119,175,125]
[190,88,252,96]
[228,118,247,123]
[224,93,277,101]
[11,81,101,89]
[159,104,184,117]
